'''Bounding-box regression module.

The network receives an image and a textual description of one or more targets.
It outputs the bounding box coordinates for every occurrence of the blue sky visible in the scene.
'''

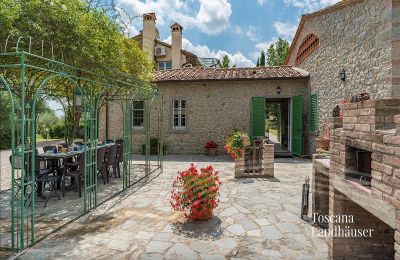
[117,0,340,67]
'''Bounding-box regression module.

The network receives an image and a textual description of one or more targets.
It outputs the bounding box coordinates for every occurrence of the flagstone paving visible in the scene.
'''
[18,156,328,259]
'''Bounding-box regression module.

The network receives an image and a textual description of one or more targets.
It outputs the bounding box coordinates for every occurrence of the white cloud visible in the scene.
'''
[257,0,266,6]
[233,25,261,42]
[274,21,298,40]
[164,36,255,67]
[116,0,232,35]
[283,0,340,13]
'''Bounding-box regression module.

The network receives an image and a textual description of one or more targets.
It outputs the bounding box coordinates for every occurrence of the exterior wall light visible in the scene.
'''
[339,69,346,81]
[277,86,281,95]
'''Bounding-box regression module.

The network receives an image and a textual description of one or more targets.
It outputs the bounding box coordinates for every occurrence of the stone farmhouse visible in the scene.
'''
[103,0,400,158]
[132,13,221,70]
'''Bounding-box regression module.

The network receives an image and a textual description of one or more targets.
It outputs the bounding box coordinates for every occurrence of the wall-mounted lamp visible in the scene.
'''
[277,85,281,95]
[339,69,346,81]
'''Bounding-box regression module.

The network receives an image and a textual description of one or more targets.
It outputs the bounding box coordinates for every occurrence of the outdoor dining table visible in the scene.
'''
[36,143,115,197]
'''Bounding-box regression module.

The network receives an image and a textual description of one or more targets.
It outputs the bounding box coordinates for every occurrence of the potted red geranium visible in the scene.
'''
[205,141,218,157]
[170,164,221,220]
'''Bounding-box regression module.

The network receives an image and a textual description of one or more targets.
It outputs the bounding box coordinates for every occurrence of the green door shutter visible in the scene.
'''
[292,96,303,156]
[251,97,265,139]
[309,92,318,134]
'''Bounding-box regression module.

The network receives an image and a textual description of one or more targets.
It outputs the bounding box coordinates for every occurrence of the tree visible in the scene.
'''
[267,38,290,66]
[222,55,230,68]
[256,58,260,67]
[259,50,266,66]
[0,0,154,145]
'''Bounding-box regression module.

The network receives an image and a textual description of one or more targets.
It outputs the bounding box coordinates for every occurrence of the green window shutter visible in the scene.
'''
[292,95,303,156]
[251,97,266,139]
[309,92,318,133]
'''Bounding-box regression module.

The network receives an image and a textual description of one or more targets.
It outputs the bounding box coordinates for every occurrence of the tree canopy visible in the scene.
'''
[222,55,230,68]
[0,0,153,82]
[0,0,155,147]
[256,38,290,67]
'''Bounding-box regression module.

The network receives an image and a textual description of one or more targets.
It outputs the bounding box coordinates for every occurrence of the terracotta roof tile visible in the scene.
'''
[155,66,309,82]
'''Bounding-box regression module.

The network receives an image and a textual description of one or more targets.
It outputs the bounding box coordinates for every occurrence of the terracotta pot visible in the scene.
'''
[316,138,330,151]
[208,148,217,157]
[191,207,213,221]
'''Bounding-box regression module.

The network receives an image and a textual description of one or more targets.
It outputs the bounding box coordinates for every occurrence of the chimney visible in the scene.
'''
[171,23,183,69]
[142,13,157,60]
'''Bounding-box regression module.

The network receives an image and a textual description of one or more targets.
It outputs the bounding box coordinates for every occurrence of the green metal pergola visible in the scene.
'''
[0,36,163,251]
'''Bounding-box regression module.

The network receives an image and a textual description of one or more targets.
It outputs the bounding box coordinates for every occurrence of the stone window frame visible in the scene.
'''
[170,98,189,133]
[296,34,320,65]
[132,100,145,132]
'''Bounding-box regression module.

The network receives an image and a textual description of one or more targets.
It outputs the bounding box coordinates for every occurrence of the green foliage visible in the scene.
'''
[224,130,250,159]
[48,124,64,139]
[256,57,260,67]
[0,0,155,146]
[0,93,12,150]
[222,55,230,68]
[266,38,289,66]
[38,110,60,136]
[259,51,266,66]
[265,104,279,130]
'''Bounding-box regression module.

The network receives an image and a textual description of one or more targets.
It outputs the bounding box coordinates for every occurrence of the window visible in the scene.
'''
[172,99,186,131]
[296,34,320,65]
[132,101,145,130]
[309,92,318,133]
[158,61,172,71]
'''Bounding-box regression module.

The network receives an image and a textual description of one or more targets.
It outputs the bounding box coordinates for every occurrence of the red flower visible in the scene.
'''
[170,164,221,219]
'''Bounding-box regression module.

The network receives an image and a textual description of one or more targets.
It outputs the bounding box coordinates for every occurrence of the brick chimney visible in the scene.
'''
[142,13,157,60]
[171,23,183,69]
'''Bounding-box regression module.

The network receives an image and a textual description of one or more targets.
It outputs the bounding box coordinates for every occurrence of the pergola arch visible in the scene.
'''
[0,37,163,251]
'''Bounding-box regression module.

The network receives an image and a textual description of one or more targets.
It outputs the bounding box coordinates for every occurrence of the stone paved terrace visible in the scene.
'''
[17,156,328,259]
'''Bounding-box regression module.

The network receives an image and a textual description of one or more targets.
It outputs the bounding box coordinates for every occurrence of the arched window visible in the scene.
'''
[296,34,320,65]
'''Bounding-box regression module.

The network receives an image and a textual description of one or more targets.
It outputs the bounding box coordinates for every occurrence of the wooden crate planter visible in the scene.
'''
[234,139,274,178]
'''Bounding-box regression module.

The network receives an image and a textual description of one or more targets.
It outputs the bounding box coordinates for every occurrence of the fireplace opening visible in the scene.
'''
[345,147,372,187]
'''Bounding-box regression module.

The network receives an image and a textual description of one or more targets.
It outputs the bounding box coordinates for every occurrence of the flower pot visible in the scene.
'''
[191,207,213,221]
[208,148,217,157]
[316,138,330,151]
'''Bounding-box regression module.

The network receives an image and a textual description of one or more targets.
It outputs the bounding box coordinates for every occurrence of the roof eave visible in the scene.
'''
[154,76,310,84]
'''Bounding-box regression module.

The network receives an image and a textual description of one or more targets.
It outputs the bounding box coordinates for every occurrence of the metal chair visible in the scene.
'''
[106,145,118,179]
[63,153,84,197]
[97,147,108,184]
[115,140,124,178]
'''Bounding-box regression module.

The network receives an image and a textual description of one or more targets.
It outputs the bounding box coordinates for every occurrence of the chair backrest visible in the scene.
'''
[107,145,117,164]
[115,141,124,162]
[76,153,85,176]
[43,145,56,153]
[59,143,70,148]
[9,154,23,170]
[97,147,107,169]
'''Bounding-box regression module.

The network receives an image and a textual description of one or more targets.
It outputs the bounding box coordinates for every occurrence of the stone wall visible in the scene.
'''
[287,0,396,153]
[106,79,309,155]
[327,98,400,259]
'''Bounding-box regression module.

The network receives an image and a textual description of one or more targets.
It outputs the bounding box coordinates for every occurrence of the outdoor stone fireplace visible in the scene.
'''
[312,99,400,259]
